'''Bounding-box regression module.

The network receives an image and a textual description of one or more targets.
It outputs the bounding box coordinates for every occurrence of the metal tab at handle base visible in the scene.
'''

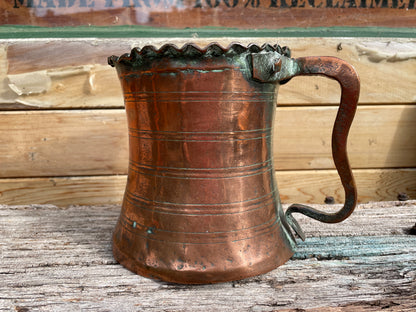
[283,56,360,241]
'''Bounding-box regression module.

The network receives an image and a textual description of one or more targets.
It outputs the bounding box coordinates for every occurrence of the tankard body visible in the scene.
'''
[109,43,360,284]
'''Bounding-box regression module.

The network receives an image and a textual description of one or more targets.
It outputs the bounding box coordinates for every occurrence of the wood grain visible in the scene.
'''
[0,176,127,206]
[0,110,129,177]
[1,105,415,177]
[1,1,415,28]
[0,169,414,205]
[1,37,414,205]
[1,202,415,311]
[277,168,416,204]
[1,38,415,108]
[274,105,416,170]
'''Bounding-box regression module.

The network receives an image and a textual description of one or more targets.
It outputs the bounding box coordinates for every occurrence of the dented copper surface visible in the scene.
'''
[108,43,360,284]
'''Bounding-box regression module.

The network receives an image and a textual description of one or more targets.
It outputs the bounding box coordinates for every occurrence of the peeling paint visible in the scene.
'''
[0,44,17,105]
[356,41,416,62]
[47,65,94,78]
[13,98,52,108]
[3,64,97,107]
[8,71,52,95]
[88,71,97,95]
[7,65,95,96]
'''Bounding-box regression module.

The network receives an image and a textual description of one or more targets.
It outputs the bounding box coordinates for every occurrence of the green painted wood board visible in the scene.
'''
[0,25,415,38]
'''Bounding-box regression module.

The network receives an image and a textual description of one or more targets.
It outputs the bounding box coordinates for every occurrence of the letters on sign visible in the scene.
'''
[12,0,416,9]
[4,0,415,28]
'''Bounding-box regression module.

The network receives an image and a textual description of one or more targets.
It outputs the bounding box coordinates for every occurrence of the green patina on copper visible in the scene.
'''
[108,43,293,83]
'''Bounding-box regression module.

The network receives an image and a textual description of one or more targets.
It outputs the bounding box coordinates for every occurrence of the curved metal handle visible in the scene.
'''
[285,56,360,241]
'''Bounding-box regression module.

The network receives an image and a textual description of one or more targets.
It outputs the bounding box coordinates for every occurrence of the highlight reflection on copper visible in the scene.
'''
[109,43,359,284]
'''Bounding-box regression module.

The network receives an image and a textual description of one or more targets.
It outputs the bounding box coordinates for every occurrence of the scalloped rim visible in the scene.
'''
[108,42,291,67]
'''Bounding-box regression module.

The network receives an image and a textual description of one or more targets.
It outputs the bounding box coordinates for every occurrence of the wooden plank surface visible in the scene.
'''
[1,38,415,108]
[1,105,415,177]
[1,169,415,206]
[276,168,416,204]
[1,201,415,311]
[2,1,416,28]
[0,176,127,206]
[1,37,414,205]
[0,110,129,177]
[274,105,416,170]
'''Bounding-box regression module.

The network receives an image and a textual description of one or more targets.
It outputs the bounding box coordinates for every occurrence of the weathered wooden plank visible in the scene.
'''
[1,105,415,177]
[0,176,127,206]
[0,202,415,311]
[276,168,416,204]
[281,298,416,312]
[1,38,415,108]
[0,110,129,177]
[274,105,416,171]
[2,1,416,28]
[292,200,416,237]
[0,169,415,206]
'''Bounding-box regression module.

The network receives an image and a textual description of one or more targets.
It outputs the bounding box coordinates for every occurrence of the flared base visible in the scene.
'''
[112,219,295,284]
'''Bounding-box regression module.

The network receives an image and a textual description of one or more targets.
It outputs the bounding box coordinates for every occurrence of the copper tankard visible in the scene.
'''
[108,43,360,284]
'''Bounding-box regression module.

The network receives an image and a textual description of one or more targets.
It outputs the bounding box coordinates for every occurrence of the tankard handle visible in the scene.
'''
[284,56,360,241]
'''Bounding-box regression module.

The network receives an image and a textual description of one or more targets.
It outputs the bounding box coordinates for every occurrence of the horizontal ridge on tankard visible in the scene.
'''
[108,43,360,284]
